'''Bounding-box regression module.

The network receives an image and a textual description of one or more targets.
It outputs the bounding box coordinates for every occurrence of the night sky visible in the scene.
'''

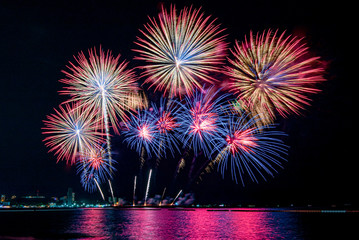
[0,0,353,206]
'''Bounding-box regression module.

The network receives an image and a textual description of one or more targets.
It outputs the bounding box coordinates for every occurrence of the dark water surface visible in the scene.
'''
[0,208,357,239]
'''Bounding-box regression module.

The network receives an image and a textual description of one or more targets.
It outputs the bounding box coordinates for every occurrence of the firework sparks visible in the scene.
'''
[42,103,104,164]
[122,109,161,157]
[212,113,288,185]
[176,87,229,157]
[60,46,139,134]
[148,98,180,157]
[77,144,117,188]
[226,29,324,125]
[134,5,227,97]
[60,47,140,198]
[79,170,102,197]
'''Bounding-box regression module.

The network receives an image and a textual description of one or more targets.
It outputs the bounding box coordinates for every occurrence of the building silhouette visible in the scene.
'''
[67,188,75,205]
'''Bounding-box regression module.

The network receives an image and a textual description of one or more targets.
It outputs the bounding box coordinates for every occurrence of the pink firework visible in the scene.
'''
[190,113,217,140]
[134,5,227,98]
[149,98,180,156]
[156,111,179,134]
[176,87,229,157]
[138,124,154,141]
[42,103,104,164]
[122,109,161,157]
[60,47,139,134]
[213,114,288,185]
[226,29,325,125]
[226,128,259,155]
[77,144,116,181]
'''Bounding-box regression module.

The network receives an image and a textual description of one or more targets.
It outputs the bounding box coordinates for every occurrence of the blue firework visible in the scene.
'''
[212,112,288,185]
[147,98,180,157]
[77,144,116,192]
[79,171,100,193]
[122,109,161,157]
[175,86,230,157]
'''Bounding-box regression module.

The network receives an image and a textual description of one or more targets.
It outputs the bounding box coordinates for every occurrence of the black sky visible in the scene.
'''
[0,0,354,206]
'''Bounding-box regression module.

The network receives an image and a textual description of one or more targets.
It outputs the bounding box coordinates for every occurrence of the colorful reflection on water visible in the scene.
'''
[67,208,302,239]
[0,208,357,239]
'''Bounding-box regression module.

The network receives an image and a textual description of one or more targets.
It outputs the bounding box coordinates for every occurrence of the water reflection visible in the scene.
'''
[1,208,356,239]
[66,208,302,239]
[67,209,109,239]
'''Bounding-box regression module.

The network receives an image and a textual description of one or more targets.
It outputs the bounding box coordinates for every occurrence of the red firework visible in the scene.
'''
[60,47,139,134]
[134,5,227,98]
[226,29,325,125]
[42,103,104,164]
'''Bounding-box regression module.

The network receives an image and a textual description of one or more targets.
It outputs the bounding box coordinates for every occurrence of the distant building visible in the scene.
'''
[59,196,67,205]
[1,195,5,202]
[67,188,75,205]
[12,196,47,207]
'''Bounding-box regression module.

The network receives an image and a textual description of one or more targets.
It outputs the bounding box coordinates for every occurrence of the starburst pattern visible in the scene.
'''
[176,87,229,157]
[42,103,104,164]
[212,113,288,185]
[148,98,180,156]
[60,47,139,134]
[122,109,161,157]
[226,29,324,125]
[134,5,227,97]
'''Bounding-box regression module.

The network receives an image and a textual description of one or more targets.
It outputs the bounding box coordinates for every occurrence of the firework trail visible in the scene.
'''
[94,178,105,201]
[159,187,166,206]
[144,169,153,206]
[211,113,288,185]
[79,171,105,200]
[226,29,324,125]
[133,176,137,206]
[42,103,104,164]
[108,179,115,203]
[171,189,183,205]
[134,5,227,98]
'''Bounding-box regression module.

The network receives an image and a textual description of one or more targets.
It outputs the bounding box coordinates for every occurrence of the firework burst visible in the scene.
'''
[42,103,104,164]
[60,46,139,134]
[134,5,227,97]
[122,109,161,157]
[77,144,116,192]
[176,87,229,157]
[212,113,288,185]
[148,98,180,157]
[226,29,324,125]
